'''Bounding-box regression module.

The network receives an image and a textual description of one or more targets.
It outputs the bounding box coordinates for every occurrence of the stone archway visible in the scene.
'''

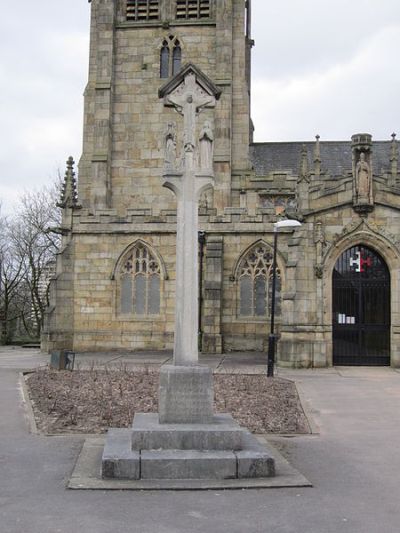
[332,244,390,365]
[322,229,400,367]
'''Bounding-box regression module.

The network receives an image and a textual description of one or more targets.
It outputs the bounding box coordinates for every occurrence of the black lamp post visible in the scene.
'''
[198,231,206,351]
[267,219,302,377]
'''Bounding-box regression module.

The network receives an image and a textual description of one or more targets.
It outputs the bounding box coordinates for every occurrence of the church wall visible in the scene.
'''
[69,232,177,351]
[111,25,216,215]
[221,233,277,352]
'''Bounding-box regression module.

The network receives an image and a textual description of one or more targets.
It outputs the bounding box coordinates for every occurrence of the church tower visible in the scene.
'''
[80,0,252,213]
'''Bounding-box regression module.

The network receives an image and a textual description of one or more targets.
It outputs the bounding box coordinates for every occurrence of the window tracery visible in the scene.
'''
[119,243,161,315]
[160,36,182,78]
[238,245,281,317]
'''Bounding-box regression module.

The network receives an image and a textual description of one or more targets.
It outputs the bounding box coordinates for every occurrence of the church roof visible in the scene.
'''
[250,140,394,178]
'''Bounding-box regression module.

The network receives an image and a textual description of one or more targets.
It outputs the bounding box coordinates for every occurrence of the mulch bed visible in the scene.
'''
[26,367,310,435]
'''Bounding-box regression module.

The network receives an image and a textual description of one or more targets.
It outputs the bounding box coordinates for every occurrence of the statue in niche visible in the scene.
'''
[314,221,327,278]
[164,122,177,171]
[355,152,373,205]
[199,121,214,172]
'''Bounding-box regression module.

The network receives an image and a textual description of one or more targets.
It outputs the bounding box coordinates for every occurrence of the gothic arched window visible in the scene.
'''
[160,40,170,78]
[238,245,281,317]
[159,36,182,78]
[119,243,161,316]
[172,41,182,75]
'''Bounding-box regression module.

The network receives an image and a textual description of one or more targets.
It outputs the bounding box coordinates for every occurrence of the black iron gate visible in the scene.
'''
[332,245,390,365]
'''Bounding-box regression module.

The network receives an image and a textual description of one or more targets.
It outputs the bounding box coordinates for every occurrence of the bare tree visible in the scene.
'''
[0,182,62,343]
[11,184,61,338]
[0,210,27,343]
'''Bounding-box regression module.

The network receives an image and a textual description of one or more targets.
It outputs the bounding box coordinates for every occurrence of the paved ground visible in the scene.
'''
[1,346,400,532]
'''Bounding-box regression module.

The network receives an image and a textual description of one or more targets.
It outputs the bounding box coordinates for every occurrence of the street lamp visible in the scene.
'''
[267,219,302,377]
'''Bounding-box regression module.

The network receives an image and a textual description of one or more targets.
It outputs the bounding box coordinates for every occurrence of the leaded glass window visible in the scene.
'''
[127,0,160,21]
[176,0,211,19]
[160,40,170,78]
[119,243,161,315]
[160,36,182,78]
[238,245,281,317]
[172,41,182,75]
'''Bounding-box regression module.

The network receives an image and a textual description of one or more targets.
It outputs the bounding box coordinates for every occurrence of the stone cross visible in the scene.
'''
[160,66,220,366]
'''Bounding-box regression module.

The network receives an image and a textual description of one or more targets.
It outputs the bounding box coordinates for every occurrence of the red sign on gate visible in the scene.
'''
[349,251,372,272]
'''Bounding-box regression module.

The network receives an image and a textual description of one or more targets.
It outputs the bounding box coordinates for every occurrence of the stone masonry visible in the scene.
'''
[43,0,400,368]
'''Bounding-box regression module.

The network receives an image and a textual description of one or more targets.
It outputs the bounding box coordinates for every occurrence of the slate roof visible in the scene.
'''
[250,141,394,178]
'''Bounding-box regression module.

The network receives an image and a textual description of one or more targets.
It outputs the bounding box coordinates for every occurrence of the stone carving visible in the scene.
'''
[323,218,400,263]
[259,195,296,213]
[199,121,214,171]
[352,134,374,215]
[355,152,373,205]
[165,72,215,168]
[314,221,327,278]
[164,122,177,172]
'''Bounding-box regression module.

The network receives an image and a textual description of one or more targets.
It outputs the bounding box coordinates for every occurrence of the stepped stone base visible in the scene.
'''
[102,413,275,480]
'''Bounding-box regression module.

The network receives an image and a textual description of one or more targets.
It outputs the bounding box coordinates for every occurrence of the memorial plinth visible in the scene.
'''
[159,365,214,424]
[101,65,276,482]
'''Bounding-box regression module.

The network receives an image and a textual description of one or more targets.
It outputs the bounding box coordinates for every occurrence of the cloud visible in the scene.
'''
[252,22,400,141]
[252,0,400,79]
[0,1,89,213]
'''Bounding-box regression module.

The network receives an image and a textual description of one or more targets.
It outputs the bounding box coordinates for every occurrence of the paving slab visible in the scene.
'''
[0,346,48,370]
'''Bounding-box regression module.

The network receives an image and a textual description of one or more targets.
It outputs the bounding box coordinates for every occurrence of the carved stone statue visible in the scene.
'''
[314,221,326,278]
[355,152,372,205]
[199,121,214,172]
[164,122,177,171]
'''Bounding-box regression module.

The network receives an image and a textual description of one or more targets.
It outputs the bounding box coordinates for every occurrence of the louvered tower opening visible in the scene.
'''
[176,0,211,19]
[127,0,160,21]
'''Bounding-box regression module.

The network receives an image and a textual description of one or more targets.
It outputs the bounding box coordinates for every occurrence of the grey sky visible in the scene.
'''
[1,0,399,213]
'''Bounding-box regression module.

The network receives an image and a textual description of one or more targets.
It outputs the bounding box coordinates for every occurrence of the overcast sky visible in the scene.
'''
[1,0,399,213]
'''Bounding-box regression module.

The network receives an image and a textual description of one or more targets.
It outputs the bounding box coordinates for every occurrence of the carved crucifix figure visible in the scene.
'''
[165,72,215,169]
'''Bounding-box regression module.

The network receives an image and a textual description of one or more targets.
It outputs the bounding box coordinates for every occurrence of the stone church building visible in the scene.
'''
[43,0,400,367]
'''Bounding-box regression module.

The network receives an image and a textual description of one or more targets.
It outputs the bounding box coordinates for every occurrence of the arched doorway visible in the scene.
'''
[332,245,390,365]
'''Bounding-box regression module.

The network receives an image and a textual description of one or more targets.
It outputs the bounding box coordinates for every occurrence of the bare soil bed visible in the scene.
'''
[26,367,310,435]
